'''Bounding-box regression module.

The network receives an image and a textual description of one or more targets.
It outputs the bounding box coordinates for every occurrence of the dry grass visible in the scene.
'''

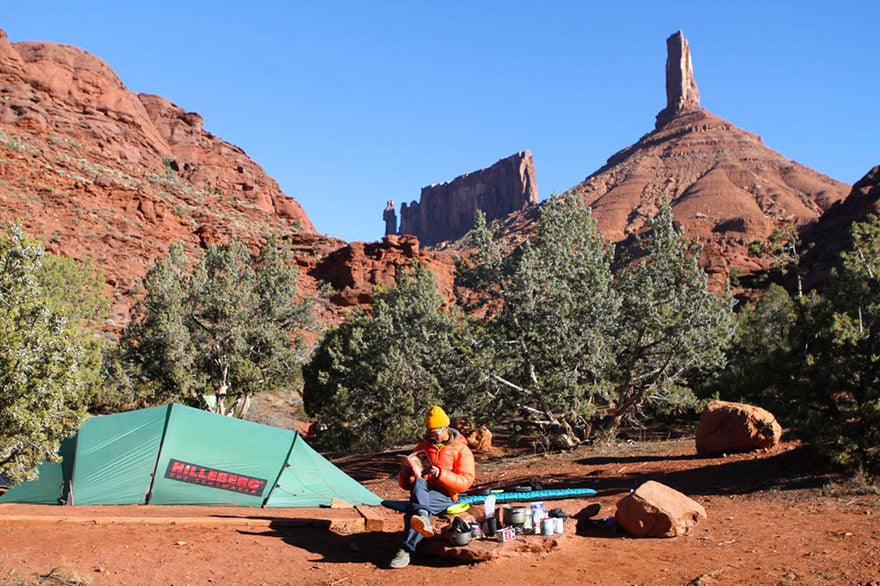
[0,560,94,585]
[820,468,880,497]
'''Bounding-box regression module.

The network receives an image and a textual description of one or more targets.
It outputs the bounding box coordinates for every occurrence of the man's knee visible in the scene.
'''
[409,476,428,499]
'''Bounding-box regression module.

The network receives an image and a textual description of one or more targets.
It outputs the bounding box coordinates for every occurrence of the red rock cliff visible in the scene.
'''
[0,29,458,328]
[398,151,538,246]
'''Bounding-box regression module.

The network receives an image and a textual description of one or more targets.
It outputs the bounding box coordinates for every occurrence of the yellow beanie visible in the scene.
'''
[425,406,450,429]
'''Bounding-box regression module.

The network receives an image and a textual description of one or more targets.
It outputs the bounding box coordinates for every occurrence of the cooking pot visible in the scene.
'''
[502,506,529,525]
[448,530,472,547]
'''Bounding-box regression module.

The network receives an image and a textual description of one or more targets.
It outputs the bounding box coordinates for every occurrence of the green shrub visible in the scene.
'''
[303,262,482,452]
[0,224,90,483]
[715,216,880,475]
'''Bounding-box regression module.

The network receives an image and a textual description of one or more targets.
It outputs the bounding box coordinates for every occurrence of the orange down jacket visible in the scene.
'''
[398,428,475,501]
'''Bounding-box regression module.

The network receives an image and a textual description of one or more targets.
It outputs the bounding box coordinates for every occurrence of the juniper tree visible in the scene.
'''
[36,252,110,408]
[604,205,735,439]
[0,224,88,482]
[460,198,734,446]
[713,216,880,474]
[805,216,880,472]
[122,236,313,418]
[459,197,620,446]
[303,262,478,452]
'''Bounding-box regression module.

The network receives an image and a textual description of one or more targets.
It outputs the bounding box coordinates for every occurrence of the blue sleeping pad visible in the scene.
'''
[457,487,597,505]
[381,487,597,512]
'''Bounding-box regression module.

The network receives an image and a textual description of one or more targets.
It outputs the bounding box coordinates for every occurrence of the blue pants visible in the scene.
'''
[401,477,453,552]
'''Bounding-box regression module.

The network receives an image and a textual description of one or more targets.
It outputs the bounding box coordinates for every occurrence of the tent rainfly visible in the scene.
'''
[0,404,381,507]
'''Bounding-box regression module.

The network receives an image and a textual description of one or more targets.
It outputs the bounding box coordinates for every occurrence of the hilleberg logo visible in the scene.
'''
[164,459,267,497]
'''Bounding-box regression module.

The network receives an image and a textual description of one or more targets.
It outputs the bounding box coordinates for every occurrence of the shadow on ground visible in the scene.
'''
[238,525,473,569]
[470,445,828,499]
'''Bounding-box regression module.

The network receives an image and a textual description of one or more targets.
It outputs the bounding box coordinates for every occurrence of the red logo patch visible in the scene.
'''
[163,459,268,496]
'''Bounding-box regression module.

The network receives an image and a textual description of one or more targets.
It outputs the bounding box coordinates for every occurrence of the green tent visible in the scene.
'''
[0,404,381,507]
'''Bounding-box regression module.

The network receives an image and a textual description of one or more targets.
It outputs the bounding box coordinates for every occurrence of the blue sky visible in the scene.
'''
[5,1,878,241]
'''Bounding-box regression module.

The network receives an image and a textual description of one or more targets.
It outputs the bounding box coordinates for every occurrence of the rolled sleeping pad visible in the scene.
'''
[457,487,597,505]
[380,487,598,513]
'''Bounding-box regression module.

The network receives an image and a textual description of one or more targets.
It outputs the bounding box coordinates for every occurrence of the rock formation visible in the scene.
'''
[383,200,397,235]
[655,30,701,129]
[494,31,849,289]
[0,29,456,328]
[614,480,707,538]
[801,165,880,289]
[695,400,782,456]
[308,233,455,308]
[397,151,538,246]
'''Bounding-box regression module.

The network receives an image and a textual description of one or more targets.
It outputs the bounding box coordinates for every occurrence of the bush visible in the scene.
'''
[716,216,880,475]
[303,262,483,452]
[119,236,313,418]
[0,224,89,483]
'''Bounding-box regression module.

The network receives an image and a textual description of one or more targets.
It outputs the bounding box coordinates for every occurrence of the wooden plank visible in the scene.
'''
[355,505,384,532]
[0,515,364,530]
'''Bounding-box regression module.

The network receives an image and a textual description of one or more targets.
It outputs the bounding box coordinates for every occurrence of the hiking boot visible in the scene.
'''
[410,511,434,538]
[389,549,410,569]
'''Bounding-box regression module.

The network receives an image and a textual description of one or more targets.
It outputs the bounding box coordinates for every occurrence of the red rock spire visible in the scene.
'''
[655,30,701,129]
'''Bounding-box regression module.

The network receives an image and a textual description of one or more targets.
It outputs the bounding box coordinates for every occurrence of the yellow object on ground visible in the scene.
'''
[446,502,470,515]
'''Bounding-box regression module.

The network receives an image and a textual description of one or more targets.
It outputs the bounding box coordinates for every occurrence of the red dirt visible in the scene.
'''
[1,439,878,585]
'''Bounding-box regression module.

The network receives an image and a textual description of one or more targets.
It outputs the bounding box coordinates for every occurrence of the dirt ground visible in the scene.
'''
[0,439,878,586]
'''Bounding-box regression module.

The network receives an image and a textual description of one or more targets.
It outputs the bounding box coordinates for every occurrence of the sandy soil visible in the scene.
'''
[0,439,878,586]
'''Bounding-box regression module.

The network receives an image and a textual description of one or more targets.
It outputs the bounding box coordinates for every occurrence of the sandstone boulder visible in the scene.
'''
[695,400,782,456]
[467,427,495,453]
[450,417,497,454]
[614,481,706,537]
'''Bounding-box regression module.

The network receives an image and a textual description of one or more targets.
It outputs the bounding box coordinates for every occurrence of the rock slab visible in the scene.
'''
[422,516,574,562]
[614,481,706,538]
[695,400,782,456]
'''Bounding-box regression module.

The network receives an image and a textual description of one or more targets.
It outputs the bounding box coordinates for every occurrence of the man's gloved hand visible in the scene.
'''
[430,465,441,478]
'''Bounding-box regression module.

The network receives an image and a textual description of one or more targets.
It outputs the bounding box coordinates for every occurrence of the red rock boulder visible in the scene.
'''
[695,400,782,456]
[614,481,706,537]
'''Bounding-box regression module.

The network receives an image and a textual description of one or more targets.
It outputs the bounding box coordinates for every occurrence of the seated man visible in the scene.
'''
[390,405,475,569]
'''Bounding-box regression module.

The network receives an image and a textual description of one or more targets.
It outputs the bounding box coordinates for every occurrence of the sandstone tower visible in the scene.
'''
[383,200,397,235]
[655,30,701,129]
[393,151,538,246]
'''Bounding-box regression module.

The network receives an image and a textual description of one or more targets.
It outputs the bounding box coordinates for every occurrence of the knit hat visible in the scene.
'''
[424,405,450,429]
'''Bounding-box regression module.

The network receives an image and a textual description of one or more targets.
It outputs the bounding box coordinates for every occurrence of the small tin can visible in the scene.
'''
[554,517,564,533]
[469,522,483,539]
[541,518,555,536]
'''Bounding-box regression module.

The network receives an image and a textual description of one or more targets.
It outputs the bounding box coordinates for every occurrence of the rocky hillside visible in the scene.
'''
[489,32,850,289]
[0,29,454,327]
[801,165,880,288]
